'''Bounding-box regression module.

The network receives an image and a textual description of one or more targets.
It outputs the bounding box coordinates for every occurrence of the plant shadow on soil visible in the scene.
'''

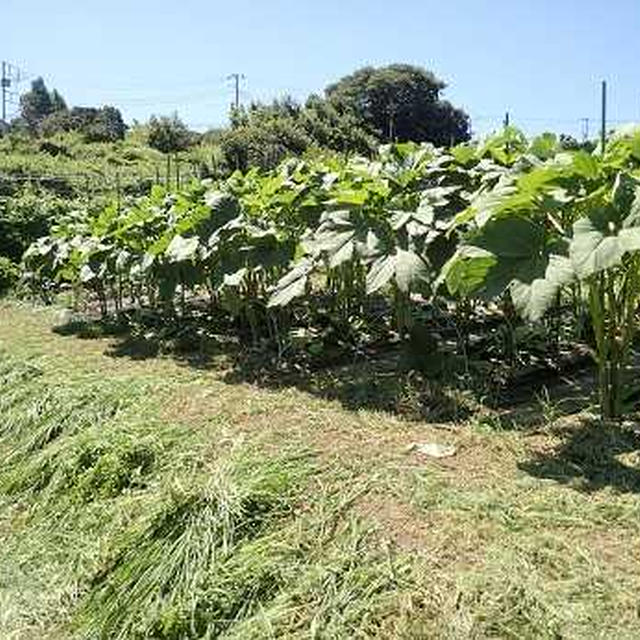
[520,416,640,494]
[53,316,478,422]
[52,313,600,430]
[52,315,640,496]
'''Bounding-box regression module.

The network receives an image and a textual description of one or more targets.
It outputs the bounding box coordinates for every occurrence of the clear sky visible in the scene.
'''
[5,0,640,139]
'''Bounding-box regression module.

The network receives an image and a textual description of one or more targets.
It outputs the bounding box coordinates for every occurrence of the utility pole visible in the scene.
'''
[1,62,25,123]
[581,117,590,142]
[1,62,9,122]
[387,102,396,142]
[601,80,607,153]
[503,111,510,128]
[227,73,245,110]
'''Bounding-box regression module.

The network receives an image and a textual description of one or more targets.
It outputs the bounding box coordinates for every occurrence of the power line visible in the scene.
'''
[105,91,231,107]
[50,75,230,95]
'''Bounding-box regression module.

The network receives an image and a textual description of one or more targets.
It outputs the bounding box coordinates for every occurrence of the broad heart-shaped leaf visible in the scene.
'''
[267,258,313,308]
[443,217,548,299]
[244,231,296,271]
[441,246,497,298]
[366,249,430,294]
[569,185,640,280]
[614,172,640,228]
[453,177,517,228]
[366,254,397,294]
[470,217,547,297]
[570,213,624,278]
[204,191,241,226]
[395,249,430,293]
[510,254,574,321]
[455,152,597,232]
[165,235,199,263]
[305,210,371,269]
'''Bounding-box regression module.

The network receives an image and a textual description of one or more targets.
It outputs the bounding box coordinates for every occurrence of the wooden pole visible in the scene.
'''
[601,80,607,154]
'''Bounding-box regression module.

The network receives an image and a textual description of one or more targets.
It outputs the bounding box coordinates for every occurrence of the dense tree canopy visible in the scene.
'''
[147,113,193,153]
[20,78,67,130]
[218,64,471,171]
[41,105,127,142]
[18,79,126,142]
[301,94,378,154]
[220,99,311,171]
[326,64,471,146]
[219,95,377,171]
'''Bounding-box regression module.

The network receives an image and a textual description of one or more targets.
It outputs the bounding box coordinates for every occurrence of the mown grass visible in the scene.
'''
[2,300,640,638]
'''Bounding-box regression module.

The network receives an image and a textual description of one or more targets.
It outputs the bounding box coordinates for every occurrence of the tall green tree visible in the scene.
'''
[50,89,67,112]
[220,98,312,171]
[147,113,193,153]
[20,77,66,131]
[219,96,376,171]
[40,105,127,142]
[325,64,470,146]
[84,106,127,142]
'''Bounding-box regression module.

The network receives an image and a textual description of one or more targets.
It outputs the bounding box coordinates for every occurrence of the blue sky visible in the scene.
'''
[5,0,640,138]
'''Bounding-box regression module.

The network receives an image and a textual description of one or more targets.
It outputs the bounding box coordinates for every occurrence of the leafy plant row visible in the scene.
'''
[22,126,640,417]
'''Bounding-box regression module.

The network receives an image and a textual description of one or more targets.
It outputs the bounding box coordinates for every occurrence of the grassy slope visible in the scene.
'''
[0,132,224,198]
[2,302,640,639]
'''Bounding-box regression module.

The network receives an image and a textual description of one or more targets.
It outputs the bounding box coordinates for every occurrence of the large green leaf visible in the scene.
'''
[165,235,199,263]
[529,133,558,160]
[614,172,640,228]
[395,249,430,293]
[366,249,430,294]
[305,210,372,269]
[204,191,241,225]
[366,254,396,294]
[570,179,640,279]
[570,211,625,278]
[267,259,313,307]
[471,217,548,297]
[510,254,574,321]
[441,246,496,298]
[444,217,550,299]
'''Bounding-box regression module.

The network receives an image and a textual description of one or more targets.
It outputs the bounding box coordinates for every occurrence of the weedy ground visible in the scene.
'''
[2,301,640,639]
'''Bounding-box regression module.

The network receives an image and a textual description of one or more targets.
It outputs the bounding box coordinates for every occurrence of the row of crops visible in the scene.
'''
[22,126,640,418]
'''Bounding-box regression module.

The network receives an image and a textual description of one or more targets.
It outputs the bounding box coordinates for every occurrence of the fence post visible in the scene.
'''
[116,170,121,212]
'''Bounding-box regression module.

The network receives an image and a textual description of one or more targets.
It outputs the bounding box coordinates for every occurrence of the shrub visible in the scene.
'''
[40,106,127,142]
[0,257,19,295]
[0,187,71,262]
[147,113,194,154]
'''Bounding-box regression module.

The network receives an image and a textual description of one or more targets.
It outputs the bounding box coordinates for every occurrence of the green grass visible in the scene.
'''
[2,300,640,638]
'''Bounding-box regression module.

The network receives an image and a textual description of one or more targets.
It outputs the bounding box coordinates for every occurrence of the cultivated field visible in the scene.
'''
[2,301,640,639]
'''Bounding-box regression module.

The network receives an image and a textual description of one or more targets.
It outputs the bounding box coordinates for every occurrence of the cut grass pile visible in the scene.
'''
[2,301,640,638]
